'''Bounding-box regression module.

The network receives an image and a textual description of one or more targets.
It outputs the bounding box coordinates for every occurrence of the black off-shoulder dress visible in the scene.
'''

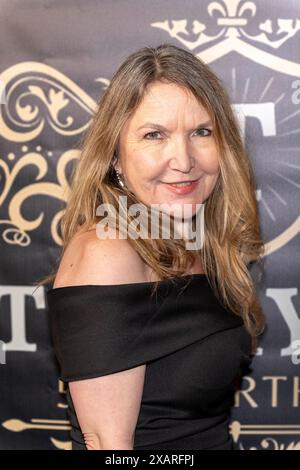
[45,273,253,450]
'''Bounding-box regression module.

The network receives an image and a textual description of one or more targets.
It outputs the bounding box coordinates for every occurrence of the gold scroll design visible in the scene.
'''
[0,149,80,246]
[3,417,300,451]
[0,61,110,246]
[230,420,300,450]
[2,418,72,450]
[0,61,102,142]
[151,0,300,77]
[2,381,72,450]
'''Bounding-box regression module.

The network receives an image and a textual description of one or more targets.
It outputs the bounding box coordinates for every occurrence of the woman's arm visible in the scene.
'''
[69,365,146,450]
[53,226,151,449]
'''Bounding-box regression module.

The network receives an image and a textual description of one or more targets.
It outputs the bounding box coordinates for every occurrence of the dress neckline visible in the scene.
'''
[47,272,208,294]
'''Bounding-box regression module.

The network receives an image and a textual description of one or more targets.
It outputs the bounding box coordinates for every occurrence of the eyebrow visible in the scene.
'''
[137,121,213,131]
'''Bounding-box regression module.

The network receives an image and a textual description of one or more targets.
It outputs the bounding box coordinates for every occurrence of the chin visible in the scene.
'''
[160,202,200,219]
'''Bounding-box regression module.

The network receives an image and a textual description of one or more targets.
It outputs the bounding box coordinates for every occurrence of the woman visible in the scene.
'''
[43,43,265,450]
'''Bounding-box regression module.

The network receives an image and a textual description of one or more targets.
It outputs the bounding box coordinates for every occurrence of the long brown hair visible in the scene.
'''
[38,43,266,349]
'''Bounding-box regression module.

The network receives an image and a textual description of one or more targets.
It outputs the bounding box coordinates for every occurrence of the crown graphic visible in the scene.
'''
[151,0,300,50]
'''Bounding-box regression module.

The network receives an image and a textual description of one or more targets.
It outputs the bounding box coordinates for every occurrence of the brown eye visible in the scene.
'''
[144,131,162,139]
[194,128,212,137]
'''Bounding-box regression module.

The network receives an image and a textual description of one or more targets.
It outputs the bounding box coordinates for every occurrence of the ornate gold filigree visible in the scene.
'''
[152,0,300,51]
[230,420,300,448]
[0,149,79,246]
[0,62,99,142]
[239,437,300,450]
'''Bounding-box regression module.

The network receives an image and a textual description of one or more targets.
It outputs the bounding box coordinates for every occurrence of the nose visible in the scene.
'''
[168,136,195,173]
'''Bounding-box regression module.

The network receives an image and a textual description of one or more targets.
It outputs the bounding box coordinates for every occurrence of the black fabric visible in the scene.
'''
[46,273,253,450]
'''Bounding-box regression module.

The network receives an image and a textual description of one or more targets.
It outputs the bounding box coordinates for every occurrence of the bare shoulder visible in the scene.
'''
[53,225,149,288]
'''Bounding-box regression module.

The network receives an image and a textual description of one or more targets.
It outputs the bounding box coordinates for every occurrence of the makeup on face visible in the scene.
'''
[117,81,220,213]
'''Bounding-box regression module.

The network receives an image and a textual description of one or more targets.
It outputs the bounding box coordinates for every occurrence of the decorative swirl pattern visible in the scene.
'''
[0,61,99,142]
[0,149,80,246]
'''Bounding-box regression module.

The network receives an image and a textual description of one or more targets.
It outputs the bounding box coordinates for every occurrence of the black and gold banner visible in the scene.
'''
[0,0,299,450]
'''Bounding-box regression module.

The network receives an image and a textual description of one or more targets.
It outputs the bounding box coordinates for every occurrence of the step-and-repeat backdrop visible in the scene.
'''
[0,0,299,450]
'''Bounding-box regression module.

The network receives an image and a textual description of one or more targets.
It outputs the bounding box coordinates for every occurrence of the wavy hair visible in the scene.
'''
[38,43,266,351]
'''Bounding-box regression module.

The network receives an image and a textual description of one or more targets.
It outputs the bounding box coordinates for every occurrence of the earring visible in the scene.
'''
[113,151,125,188]
[115,169,125,188]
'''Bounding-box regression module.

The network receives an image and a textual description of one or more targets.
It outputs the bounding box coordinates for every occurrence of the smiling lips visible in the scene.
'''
[162,178,200,195]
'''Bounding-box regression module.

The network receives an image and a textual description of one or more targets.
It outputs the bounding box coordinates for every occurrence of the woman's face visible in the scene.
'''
[115,81,220,217]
